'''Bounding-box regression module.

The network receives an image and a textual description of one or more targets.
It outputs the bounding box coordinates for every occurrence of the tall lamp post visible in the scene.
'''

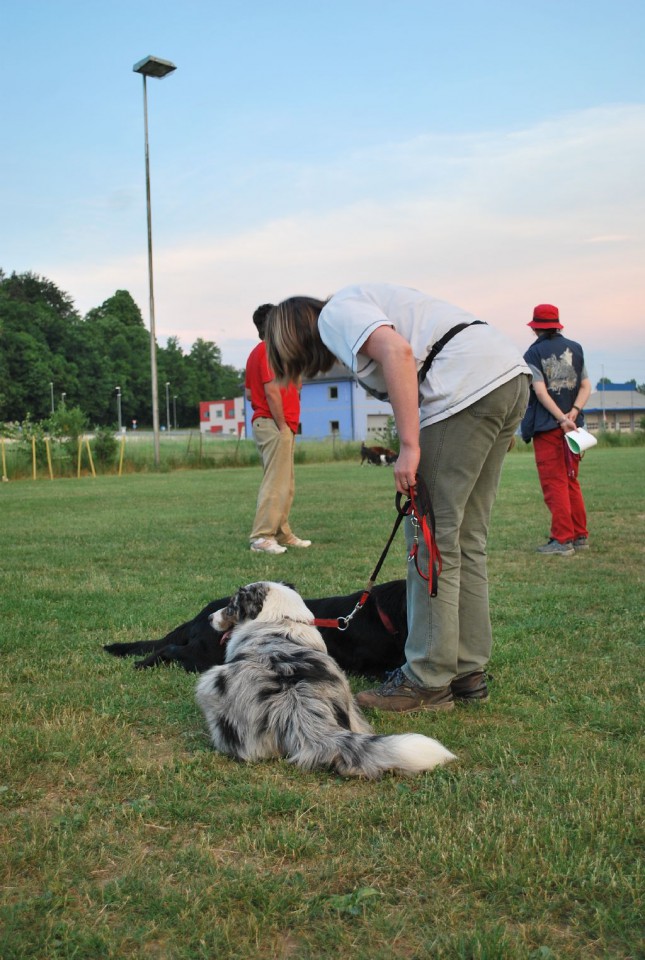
[49,382,54,415]
[165,381,171,432]
[173,394,178,430]
[116,386,122,433]
[133,54,177,465]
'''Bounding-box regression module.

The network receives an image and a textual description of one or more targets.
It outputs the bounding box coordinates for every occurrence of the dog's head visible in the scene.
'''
[209,581,310,635]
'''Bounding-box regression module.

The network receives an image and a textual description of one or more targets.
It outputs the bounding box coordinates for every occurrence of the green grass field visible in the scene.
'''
[1,449,643,959]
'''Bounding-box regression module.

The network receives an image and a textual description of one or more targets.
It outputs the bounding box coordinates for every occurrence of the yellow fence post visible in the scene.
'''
[45,437,54,480]
[1,437,8,482]
[118,434,126,476]
[77,437,82,478]
[32,436,37,480]
[85,438,96,478]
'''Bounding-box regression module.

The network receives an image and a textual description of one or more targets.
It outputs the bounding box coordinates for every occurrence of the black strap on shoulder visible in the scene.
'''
[418,320,486,385]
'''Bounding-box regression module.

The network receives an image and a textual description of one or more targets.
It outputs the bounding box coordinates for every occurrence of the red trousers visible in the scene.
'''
[533,429,588,543]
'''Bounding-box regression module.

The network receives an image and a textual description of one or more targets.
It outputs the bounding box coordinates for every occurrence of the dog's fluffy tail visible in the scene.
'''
[288,731,456,779]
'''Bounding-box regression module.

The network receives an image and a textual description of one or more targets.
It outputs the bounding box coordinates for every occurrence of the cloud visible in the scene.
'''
[46,104,645,377]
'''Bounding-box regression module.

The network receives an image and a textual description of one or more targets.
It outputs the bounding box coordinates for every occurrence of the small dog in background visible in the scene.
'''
[360,443,397,466]
[195,581,455,779]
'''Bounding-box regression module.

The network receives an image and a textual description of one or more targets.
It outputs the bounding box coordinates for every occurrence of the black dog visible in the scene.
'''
[104,579,407,679]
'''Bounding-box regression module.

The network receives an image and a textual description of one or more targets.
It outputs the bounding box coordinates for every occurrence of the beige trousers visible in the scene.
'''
[250,418,296,543]
[404,374,530,688]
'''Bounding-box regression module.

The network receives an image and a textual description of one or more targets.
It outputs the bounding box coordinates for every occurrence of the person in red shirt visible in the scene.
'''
[245,304,311,554]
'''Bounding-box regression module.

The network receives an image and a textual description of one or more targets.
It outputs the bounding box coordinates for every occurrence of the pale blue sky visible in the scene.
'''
[2,0,644,381]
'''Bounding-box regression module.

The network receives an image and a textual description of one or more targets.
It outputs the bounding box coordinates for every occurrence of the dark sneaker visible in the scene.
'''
[451,670,490,702]
[355,667,454,713]
[536,539,575,557]
[572,536,589,551]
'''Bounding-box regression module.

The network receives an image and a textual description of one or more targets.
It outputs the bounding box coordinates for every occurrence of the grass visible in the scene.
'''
[0,449,643,959]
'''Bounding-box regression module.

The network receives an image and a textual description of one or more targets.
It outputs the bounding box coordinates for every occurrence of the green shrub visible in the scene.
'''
[371,416,400,453]
[91,425,119,464]
[45,405,88,460]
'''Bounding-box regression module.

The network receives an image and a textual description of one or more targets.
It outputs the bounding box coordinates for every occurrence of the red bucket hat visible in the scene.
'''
[528,303,563,330]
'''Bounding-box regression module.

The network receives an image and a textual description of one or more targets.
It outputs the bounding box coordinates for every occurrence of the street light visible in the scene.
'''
[61,392,66,407]
[49,382,54,414]
[165,381,171,432]
[116,386,122,433]
[173,394,178,430]
[133,54,177,465]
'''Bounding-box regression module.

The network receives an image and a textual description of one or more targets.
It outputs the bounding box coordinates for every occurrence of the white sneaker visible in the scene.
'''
[280,536,312,548]
[250,538,287,555]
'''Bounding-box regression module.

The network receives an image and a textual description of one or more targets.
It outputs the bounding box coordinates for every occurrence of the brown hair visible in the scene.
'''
[265,297,336,383]
[252,303,274,339]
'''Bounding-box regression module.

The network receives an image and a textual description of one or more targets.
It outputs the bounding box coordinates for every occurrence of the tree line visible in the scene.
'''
[0,270,244,428]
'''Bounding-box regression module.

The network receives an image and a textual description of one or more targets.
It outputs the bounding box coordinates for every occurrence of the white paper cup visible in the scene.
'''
[565,428,597,455]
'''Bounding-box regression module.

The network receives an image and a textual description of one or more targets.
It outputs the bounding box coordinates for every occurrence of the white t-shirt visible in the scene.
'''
[318,283,530,427]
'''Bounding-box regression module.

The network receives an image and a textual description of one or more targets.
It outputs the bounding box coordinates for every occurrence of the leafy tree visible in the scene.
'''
[1,271,243,428]
[0,271,82,420]
[83,290,152,426]
[158,336,189,428]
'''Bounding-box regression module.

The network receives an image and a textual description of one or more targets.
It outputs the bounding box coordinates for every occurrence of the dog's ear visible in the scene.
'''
[280,581,297,592]
[236,583,269,621]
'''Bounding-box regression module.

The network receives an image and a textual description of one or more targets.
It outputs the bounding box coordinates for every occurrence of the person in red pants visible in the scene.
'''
[520,304,591,556]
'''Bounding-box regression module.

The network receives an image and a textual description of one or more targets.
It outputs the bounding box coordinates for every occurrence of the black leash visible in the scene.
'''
[312,475,441,632]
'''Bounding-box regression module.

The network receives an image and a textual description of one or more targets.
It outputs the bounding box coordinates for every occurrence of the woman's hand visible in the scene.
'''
[394,442,421,495]
[359,326,421,494]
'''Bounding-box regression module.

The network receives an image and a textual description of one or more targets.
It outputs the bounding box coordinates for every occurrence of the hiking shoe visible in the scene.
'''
[279,536,312,548]
[451,670,490,702]
[573,536,589,551]
[250,538,287,555]
[536,539,575,557]
[355,667,454,713]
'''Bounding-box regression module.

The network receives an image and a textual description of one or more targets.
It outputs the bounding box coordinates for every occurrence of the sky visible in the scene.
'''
[1,0,644,386]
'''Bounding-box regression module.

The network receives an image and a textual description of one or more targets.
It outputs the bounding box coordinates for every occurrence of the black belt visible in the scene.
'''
[417,321,486,385]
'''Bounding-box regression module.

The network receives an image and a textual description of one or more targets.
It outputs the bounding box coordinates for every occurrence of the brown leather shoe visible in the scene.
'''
[356,668,454,713]
[451,670,490,702]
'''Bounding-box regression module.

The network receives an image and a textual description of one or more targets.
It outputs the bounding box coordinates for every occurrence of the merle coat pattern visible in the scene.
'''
[195,581,455,778]
[104,579,407,678]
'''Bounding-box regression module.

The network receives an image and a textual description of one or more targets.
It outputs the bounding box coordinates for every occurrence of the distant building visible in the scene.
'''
[199,396,245,436]
[584,382,645,432]
[242,363,393,442]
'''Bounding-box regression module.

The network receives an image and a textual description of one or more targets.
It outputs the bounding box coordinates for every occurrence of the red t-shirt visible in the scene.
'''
[245,342,300,431]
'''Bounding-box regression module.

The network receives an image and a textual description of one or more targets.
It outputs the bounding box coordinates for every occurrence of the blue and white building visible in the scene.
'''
[243,363,393,442]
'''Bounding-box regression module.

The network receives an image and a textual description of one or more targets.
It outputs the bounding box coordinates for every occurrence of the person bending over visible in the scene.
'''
[265,283,530,712]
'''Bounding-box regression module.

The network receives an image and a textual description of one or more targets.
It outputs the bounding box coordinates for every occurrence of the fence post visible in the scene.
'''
[85,438,96,478]
[1,437,8,482]
[45,437,54,480]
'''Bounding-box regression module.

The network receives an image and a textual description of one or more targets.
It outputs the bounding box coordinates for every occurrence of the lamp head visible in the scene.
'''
[133,56,176,79]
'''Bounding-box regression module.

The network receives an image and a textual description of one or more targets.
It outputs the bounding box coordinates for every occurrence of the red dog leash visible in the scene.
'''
[312,474,442,632]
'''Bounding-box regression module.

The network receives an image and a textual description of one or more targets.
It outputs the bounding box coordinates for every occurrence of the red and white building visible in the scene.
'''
[199,397,245,436]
